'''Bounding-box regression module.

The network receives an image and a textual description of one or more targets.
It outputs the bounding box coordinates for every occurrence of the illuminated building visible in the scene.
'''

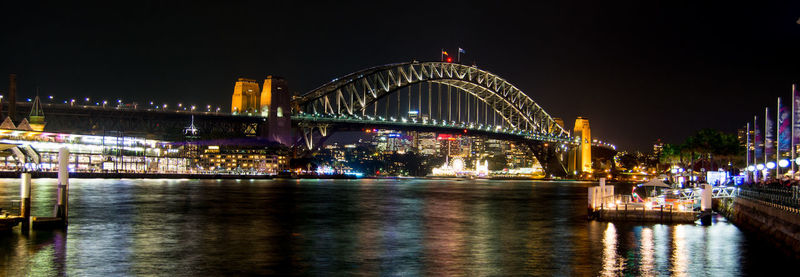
[652,139,663,157]
[231,78,260,114]
[437,134,463,157]
[372,130,414,153]
[569,117,592,174]
[506,142,536,168]
[0,129,189,172]
[196,145,288,174]
[470,137,485,158]
[417,132,438,155]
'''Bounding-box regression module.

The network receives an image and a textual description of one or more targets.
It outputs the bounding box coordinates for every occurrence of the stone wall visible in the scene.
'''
[715,198,800,257]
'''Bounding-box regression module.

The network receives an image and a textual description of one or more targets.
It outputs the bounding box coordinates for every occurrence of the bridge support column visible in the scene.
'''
[302,128,314,150]
[530,142,569,178]
[299,123,329,151]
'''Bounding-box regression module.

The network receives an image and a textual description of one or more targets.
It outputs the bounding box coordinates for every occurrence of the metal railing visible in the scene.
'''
[737,185,800,213]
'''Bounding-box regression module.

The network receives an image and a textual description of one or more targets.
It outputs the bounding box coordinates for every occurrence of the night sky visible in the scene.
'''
[1,1,799,152]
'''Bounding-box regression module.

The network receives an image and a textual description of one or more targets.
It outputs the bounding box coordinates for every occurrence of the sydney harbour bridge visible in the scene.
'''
[5,61,613,176]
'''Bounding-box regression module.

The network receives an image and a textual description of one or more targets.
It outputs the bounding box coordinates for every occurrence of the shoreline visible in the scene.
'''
[0,171,615,181]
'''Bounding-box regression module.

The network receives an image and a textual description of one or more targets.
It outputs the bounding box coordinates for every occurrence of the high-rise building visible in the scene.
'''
[417,132,438,155]
[569,117,592,174]
[653,139,664,156]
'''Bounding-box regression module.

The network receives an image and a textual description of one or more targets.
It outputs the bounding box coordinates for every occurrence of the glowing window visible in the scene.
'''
[277,107,283,118]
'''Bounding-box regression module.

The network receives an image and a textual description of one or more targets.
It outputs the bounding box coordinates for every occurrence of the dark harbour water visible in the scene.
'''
[0,178,797,276]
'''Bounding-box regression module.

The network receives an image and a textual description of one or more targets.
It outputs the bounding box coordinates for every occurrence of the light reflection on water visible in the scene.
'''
[0,178,796,276]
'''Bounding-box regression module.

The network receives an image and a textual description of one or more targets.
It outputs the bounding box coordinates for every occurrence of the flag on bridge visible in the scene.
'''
[458,48,466,54]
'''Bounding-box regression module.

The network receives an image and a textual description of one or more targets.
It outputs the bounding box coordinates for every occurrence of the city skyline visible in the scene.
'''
[1,1,799,151]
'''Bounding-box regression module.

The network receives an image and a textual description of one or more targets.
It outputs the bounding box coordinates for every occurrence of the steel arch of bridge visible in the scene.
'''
[292,61,568,136]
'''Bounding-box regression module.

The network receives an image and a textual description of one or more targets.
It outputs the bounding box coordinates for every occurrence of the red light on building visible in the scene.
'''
[446,57,453,63]
[463,129,467,134]
[437,134,453,140]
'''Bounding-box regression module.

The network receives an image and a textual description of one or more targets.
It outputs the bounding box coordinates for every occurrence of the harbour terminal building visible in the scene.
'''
[0,74,290,175]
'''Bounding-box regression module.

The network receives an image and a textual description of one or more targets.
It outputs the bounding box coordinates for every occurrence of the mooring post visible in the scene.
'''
[700,183,713,225]
[55,147,70,226]
[20,172,31,231]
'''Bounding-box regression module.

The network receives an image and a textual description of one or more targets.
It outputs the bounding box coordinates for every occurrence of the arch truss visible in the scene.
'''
[292,62,568,136]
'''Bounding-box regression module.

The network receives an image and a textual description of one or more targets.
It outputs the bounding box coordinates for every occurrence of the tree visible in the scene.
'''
[618,153,639,171]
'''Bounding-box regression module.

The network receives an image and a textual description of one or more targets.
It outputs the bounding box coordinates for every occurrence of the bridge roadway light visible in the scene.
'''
[779,159,790,168]
[767,162,776,169]
[756,164,765,171]
[747,165,756,171]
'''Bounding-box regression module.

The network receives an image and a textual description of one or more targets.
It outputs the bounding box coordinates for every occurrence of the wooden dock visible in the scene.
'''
[0,216,22,231]
[589,204,698,224]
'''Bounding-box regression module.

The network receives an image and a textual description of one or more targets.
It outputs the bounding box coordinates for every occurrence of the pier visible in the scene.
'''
[587,178,720,224]
[0,148,71,231]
